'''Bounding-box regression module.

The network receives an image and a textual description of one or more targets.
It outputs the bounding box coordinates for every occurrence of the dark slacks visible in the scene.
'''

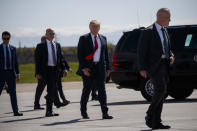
[91,80,98,98]
[57,77,67,101]
[0,70,19,113]
[147,59,169,127]
[34,79,46,107]
[44,66,59,113]
[34,73,67,107]
[80,63,108,114]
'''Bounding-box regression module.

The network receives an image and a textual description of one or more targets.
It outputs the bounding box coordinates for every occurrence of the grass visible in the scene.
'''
[19,62,81,83]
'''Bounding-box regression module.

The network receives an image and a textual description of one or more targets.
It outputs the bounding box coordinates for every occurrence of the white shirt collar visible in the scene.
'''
[90,33,98,38]
[46,39,55,44]
[2,43,10,47]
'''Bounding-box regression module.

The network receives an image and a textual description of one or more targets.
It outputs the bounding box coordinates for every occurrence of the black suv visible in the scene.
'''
[111,24,197,101]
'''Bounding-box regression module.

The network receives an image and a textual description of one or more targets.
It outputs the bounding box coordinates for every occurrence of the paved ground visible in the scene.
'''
[0,82,197,131]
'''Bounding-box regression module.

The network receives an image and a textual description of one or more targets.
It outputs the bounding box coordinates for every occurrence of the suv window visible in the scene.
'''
[184,33,197,49]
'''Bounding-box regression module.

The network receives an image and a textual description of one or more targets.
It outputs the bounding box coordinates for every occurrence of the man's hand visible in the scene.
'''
[139,70,147,79]
[63,70,68,77]
[106,70,110,77]
[16,74,20,82]
[36,74,42,80]
[68,68,72,72]
[170,56,175,65]
[82,68,91,77]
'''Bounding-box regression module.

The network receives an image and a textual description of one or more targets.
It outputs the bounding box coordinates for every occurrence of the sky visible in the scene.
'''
[0,0,197,47]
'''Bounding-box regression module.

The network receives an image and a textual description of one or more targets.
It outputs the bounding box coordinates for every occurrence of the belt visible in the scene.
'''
[47,66,57,69]
[5,69,13,71]
[93,62,99,65]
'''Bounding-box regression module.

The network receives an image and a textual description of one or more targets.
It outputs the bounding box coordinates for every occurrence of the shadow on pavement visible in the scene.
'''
[93,98,197,106]
[140,129,152,131]
[1,116,45,123]
[4,109,36,114]
[41,118,102,126]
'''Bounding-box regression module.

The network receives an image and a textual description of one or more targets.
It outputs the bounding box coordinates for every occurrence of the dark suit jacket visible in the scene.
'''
[35,42,65,78]
[0,44,19,78]
[77,33,110,76]
[137,24,174,77]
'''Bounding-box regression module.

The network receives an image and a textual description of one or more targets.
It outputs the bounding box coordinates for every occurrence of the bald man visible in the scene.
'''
[35,28,66,117]
[138,8,175,129]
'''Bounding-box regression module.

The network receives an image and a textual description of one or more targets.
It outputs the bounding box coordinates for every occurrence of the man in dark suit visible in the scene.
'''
[77,20,113,119]
[35,28,66,117]
[138,8,175,129]
[34,36,70,110]
[0,31,23,116]
[34,35,47,110]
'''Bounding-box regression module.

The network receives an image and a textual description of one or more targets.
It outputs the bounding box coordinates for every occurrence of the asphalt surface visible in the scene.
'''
[0,82,197,131]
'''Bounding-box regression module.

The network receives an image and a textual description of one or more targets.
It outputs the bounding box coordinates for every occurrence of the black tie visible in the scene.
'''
[6,45,10,69]
[161,28,169,58]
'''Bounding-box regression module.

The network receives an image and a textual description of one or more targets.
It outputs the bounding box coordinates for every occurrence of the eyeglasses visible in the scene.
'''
[3,38,10,40]
[49,32,55,35]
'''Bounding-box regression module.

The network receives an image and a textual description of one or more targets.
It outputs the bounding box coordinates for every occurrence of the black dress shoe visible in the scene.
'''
[34,106,44,110]
[55,102,68,108]
[14,112,23,116]
[81,113,89,119]
[102,114,113,119]
[152,123,171,130]
[62,100,70,106]
[45,112,59,117]
[145,115,152,128]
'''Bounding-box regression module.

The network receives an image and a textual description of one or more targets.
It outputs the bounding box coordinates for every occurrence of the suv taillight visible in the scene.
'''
[112,53,118,70]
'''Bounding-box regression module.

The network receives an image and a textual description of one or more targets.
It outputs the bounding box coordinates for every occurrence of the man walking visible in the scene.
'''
[77,20,113,119]
[35,28,66,117]
[0,31,23,116]
[138,8,175,129]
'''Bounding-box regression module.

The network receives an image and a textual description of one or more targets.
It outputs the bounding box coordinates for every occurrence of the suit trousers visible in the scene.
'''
[146,59,169,127]
[57,76,67,101]
[44,66,59,113]
[80,63,108,115]
[0,70,19,113]
[34,79,46,107]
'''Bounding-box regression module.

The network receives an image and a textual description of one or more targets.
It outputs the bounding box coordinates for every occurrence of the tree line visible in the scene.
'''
[17,43,115,64]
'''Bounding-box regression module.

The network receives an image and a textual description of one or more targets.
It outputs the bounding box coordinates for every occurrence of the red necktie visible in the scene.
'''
[85,35,98,60]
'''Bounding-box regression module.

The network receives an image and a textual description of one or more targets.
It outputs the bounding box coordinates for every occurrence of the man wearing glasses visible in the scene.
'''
[35,28,66,117]
[0,31,23,116]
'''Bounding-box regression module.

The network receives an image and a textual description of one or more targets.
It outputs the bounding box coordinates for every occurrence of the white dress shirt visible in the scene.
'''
[90,33,101,62]
[2,43,12,70]
[155,22,168,55]
[46,39,57,66]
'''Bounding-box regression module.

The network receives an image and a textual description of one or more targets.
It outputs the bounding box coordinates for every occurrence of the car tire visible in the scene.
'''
[140,78,154,102]
[168,86,193,100]
[140,78,168,102]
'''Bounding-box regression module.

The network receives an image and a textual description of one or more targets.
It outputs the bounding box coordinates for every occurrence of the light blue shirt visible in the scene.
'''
[2,43,12,70]
[155,22,168,55]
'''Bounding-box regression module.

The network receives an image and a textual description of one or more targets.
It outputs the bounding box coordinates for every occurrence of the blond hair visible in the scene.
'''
[89,20,100,26]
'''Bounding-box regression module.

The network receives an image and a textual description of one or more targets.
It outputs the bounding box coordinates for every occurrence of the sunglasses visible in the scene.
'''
[49,32,55,35]
[3,38,10,40]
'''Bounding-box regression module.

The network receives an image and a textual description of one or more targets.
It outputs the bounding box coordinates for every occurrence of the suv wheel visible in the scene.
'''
[140,78,168,102]
[140,79,154,102]
[168,86,194,100]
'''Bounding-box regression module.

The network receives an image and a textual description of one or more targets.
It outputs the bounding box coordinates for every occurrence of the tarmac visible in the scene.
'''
[0,81,197,131]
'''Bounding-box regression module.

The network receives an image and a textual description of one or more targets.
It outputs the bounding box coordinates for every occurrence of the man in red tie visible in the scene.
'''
[77,20,113,119]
